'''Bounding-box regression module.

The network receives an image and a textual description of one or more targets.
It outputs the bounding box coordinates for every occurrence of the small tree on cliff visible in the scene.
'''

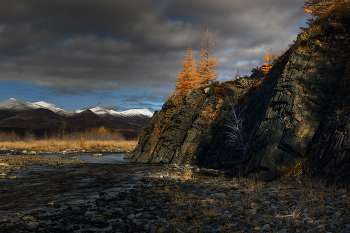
[302,0,349,25]
[173,45,199,94]
[261,48,278,74]
[197,28,219,87]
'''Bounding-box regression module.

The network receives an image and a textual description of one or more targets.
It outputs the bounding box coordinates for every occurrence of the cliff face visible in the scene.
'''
[126,79,257,164]
[238,9,350,178]
[306,68,350,187]
[129,7,350,187]
[241,40,348,174]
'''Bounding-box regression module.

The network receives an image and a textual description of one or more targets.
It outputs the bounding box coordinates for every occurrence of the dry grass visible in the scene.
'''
[203,209,218,217]
[0,139,137,152]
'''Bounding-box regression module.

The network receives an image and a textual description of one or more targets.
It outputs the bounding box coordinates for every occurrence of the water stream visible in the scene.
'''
[0,153,163,219]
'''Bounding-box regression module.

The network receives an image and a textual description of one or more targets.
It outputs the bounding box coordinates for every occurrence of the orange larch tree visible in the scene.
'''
[279,50,285,57]
[197,28,219,87]
[173,45,199,94]
[303,0,349,25]
[261,48,278,74]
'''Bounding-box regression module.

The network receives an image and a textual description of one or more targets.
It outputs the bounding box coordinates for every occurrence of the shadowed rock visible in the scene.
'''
[128,6,350,187]
[126,80,256,164]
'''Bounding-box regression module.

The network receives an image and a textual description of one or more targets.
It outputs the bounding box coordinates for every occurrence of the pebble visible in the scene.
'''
[0,154,89,177]
[211,193,227,199]
[1,169,350,232]
[26,221,39,229]
[91,215,105,223]
[117,200,134,208]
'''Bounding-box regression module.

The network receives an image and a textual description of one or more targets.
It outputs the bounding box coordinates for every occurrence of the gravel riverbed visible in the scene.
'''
[1,165,349,233]
[0,154,89,178]
[0,146,132,178]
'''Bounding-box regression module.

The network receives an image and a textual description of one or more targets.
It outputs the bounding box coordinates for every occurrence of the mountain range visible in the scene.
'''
[0,98,153,133]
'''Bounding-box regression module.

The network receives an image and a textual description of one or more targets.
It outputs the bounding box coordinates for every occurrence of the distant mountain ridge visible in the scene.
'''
[75,106,153,118]
[0,98,153,132]
[0,98,153,118]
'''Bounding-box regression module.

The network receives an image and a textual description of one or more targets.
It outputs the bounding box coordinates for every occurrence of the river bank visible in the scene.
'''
[1,165,349,232]
[0,143,135,178]
[0,140,137,156]
[1,148,349,232]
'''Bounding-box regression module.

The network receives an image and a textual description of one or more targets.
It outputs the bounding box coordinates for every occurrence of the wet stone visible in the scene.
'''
[117,200,134,208]
[26,221,39,229]
[91,215,105,223]
[1,168,350,232]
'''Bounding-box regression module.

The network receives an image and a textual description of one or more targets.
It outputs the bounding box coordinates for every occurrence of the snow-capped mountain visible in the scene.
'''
[0,98,154,118]
[0,98,153,132]
[33,101,73,116]
[0,98,40,111]
[76,107,153,118]
[116,109,153,118]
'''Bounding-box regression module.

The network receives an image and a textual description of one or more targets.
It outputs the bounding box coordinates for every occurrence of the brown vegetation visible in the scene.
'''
[197,28,219,87]
[0,126,138,152]
[0,139,137,152]
[302,0,350,27]
[260,49,284,75]
[173,46,199,94]
[173,28,219,94]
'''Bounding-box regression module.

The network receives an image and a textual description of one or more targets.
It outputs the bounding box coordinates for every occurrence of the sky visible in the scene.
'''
[0,0,309,112]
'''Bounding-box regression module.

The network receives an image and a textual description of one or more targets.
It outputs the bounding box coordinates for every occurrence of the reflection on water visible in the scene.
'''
[44,152,131,164]
[0,153,163,219]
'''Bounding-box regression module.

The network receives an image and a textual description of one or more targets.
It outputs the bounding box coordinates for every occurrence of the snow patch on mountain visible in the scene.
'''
[77,107,153,117]
[0,98,39,111]
[33,101,73,115]
[0,98,154,118]
[117,109,153,118]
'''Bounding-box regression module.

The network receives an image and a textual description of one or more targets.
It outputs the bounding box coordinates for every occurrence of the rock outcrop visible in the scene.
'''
[306,66,350,187]
[126,79,258,164]
[128,6,350,187]
[240,31,349,175]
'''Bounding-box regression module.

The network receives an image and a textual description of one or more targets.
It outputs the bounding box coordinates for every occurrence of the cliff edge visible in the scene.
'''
[128,6,350,187]
[125,79,258,164]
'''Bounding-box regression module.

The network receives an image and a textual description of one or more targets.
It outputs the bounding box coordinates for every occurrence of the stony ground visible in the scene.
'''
[0,146,131,178]
[0,154,89,178]
[0,146,131,157]
[1,164,349,233]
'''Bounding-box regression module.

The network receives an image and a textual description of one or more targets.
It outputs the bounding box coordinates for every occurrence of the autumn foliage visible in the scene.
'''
[260,49,284,74]
[173,29,219,94]
[197,28,219,87]
[302,0,350,26]
[173,46,199,94]
[98,126,107,136]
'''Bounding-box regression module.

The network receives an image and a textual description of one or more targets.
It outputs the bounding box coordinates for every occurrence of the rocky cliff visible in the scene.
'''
[306,64,350,187]
[128,6,350,187]
[126,78,258,164]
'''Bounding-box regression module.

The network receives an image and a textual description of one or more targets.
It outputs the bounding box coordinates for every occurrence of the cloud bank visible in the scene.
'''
[0,0,308,95]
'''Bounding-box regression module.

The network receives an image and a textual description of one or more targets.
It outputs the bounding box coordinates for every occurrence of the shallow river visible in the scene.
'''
[0,153,163,219]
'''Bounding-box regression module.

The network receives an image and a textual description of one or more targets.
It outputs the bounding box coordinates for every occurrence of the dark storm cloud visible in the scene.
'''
[99,104,120,111]
[0,0,308,93]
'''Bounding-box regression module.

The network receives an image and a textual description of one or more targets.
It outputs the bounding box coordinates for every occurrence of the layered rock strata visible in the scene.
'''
[129,7,350,187]
[126,80,256,164]
[306,69,350,187]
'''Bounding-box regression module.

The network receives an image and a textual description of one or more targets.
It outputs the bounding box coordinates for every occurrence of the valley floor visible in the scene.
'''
[0,140,136,155]
[0,164,349,232]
